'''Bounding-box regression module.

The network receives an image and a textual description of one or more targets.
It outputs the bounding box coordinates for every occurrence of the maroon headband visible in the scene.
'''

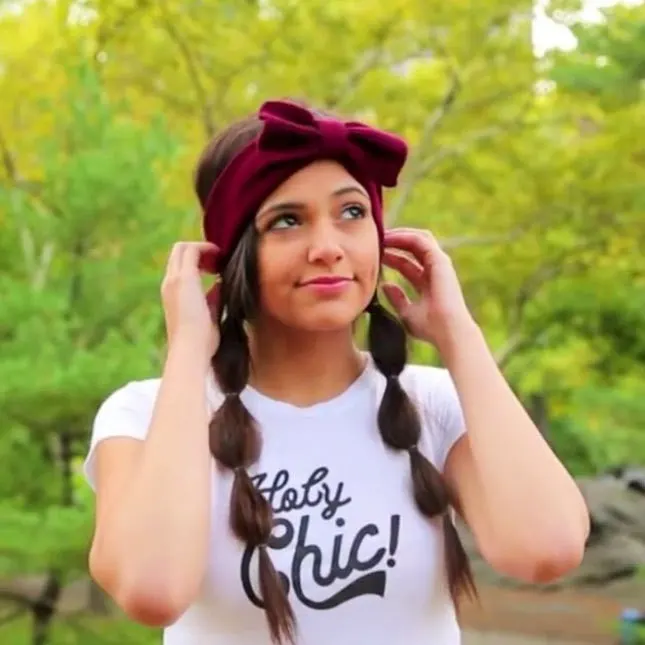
[202,100,408,273]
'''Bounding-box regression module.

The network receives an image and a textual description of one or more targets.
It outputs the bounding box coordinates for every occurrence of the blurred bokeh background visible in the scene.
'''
[1,0,644,643]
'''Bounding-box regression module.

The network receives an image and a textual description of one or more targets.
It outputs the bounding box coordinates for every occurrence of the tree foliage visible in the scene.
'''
[0,0,644,643]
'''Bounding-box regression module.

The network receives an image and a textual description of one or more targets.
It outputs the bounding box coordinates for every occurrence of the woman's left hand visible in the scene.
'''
[381,228,478,355]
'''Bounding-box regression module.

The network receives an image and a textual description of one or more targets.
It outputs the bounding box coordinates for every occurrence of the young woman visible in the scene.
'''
[84,100,589,645]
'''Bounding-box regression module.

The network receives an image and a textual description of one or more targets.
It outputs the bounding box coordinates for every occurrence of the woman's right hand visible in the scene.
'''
[161,241,221,359]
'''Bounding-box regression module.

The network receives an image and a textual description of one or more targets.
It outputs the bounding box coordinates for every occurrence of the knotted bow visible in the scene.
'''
[202,100,408,273]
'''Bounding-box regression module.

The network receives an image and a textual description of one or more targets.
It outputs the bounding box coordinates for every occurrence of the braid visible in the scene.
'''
[367,299,477,609]
[210,313,295,643]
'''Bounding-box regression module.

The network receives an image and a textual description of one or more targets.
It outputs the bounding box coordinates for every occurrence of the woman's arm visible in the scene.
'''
[442,320,590,584]
[89,336,213,626]
[380,227,588,583]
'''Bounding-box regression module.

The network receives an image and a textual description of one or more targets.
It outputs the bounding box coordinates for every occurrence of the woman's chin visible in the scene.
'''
[287,305,364,334]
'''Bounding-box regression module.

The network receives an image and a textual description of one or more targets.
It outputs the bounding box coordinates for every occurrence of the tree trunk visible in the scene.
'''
[88,580,111,615]
[527,392,551,442]
[31,572,61,645]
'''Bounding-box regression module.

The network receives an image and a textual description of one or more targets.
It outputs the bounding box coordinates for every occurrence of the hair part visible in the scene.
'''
[196,106,475,644]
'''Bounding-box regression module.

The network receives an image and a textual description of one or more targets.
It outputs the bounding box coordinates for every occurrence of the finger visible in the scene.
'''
[386,227,437,244]
[381,249,425,293]
[387,226,430,236]
[381,282,412,319]
[385,228,443,252]
[166,242,186,276]
[197,243,221,274]
[383,230,434,267]
[180,242,220,275]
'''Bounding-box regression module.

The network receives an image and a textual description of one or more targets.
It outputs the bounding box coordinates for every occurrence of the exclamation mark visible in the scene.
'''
[387,514,400,567]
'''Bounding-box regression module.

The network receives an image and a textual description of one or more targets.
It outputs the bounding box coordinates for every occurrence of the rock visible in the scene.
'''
[580,476,645,542]
[459,469,645,590]
[623,467,645,495]
[604,466,645,495]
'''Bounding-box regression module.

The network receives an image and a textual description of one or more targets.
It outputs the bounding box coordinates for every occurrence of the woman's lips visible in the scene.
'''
[298,276,353,296]
[300,276,352,286]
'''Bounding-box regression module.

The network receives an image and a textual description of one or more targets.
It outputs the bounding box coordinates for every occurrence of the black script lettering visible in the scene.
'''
[240,518,292,609]
[387,515,400,567]
[240,468,403,613]
[251,467,351,520]
[320,481,352,520]
[251,470,288,508]
[346,524,387,572]
[300,467,326,508]
[291,515,387,609]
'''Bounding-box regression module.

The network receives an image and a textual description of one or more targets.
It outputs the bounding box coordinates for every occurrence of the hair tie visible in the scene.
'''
[439,508,454,524]
[408,444,420,456]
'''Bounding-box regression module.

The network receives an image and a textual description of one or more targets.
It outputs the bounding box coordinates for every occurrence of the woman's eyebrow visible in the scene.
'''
[332,185,368,199]
[256,185,369,224]
[256,200,305,223]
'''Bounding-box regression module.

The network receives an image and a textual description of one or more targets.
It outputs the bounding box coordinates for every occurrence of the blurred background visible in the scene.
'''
[0,0,644,643]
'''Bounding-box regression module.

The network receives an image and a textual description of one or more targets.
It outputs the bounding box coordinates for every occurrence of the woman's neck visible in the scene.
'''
[247,322,366,407]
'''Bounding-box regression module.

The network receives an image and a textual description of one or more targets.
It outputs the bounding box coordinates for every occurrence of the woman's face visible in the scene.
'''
[253,160,380,332]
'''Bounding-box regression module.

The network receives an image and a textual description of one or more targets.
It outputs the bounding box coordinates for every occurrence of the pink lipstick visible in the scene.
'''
[299,275,352,297]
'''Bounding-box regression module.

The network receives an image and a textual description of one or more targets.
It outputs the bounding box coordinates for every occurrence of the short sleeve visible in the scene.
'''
[83,379,161,491]
[431,369,467,471]
[404,366,466,472]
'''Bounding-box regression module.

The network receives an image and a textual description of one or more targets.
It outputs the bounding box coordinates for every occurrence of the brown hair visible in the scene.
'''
[193,108,476,644]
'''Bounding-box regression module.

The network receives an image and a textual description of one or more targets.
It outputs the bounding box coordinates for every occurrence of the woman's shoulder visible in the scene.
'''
[95,373,223,423]
[365,357,456,409]
[84,378,163,491]
[92,378,164,442]
[399,363,455,396]
[96,377,163,416]
[397,363,460,419]
[398,363,465,470]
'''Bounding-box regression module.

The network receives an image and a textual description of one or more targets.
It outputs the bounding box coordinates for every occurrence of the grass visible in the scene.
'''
[0,611,159,645]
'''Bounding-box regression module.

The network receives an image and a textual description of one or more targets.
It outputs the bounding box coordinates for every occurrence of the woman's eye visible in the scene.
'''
[268,213,300,230]
[341,204,367,220]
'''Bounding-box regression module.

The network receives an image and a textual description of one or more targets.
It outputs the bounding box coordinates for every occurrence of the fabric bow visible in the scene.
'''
[257,101,407,188]
[202,99,408,273]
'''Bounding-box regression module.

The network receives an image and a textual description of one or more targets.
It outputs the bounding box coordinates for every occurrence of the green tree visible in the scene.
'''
[1,1,645,643]
[0,64,182,645]
[494,0,645,470]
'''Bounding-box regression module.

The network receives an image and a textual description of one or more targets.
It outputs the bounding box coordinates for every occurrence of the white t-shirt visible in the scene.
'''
[84,359,467,645]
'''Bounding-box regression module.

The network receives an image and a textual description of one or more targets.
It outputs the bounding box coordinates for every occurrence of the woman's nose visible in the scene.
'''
[306,221,344,266]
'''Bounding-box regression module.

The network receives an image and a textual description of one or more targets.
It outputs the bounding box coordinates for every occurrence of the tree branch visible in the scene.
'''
[0,605,26,627]
[386,66,462,225]
[387,85,536,225]
[494,234,608,367]
[18,227,54,291]
[204,3,301,118]
[325,13,403,109]
[0,125,18,182]
[111,70,197,115]
[158,1,215,137]
[93,0,151,63]
[326,49,384,110]
[440,228,525,250]
[494,330,548,369]
[0,124,58,288]
[0,588,35,609]
[418,124,507,176]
